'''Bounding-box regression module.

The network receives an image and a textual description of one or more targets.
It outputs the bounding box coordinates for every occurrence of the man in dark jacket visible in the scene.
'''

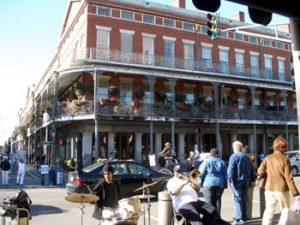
[227,141,256,224]
[1,156,11,185]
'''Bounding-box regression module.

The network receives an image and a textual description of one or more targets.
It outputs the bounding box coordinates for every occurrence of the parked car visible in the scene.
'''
[66,160,172,198]
[284,150,300,176]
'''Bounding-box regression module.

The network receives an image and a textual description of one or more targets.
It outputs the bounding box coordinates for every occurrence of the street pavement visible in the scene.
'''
[0,165,298,225]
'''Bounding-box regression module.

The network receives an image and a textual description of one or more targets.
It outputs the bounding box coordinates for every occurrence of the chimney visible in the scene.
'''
[172,0,186,9]
[232,11,245,22]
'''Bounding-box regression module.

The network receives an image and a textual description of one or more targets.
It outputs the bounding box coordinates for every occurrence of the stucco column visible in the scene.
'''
[155,133,162,158]
[108,132,115,160]
[134,132,143,163]
[82,131,93,167]
[178,133,185,162]
[71,136,76,159]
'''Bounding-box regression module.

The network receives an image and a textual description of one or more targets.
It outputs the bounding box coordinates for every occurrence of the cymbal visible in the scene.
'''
[65,193,99,203]
[133,181,160,192]
[134,194,156,199]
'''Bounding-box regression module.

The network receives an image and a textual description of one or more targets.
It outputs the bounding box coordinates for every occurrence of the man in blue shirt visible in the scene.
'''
[227,141,256,224]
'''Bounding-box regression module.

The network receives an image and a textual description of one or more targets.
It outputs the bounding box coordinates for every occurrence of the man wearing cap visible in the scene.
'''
[92,165,120,220]
[167,165,230,225]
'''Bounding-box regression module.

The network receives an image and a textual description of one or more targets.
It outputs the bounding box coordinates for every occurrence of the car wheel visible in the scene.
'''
[292,167,298,176]
[159,168,173,175]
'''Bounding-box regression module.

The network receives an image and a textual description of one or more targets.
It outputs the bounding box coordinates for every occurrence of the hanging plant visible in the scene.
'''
[135,89,145,98]
[156,90,166,100]
[75,83,84,97]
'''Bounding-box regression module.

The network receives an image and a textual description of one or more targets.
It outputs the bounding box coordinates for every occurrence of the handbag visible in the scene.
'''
[256,172,267,189]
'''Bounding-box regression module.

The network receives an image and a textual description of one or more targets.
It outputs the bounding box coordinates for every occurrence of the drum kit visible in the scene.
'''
[65,181,159,225]
[65,193,99,225]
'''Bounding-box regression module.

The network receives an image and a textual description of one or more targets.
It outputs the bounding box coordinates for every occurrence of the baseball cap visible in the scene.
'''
[173,165,183,173]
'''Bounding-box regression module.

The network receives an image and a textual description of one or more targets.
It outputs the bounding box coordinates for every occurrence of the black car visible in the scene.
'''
[66,160,172,198]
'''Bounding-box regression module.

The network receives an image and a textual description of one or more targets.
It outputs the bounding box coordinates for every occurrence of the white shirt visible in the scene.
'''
[18,162,25,173]
[167,176,199,211]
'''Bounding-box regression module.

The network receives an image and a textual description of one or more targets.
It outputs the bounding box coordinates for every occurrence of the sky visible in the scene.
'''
[0,0,289,146]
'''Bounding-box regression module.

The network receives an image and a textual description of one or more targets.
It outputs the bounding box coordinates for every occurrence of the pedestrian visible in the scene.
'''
[257,136,300,225]
[227,141,256,224]
[158,142,171,167]
[242,145,256,220]
[16,159,26,186]
[92,164,120,220]
[186,150,195,171]
[1,156,11,185]
[199,148,228,217]
[167,164,230,225]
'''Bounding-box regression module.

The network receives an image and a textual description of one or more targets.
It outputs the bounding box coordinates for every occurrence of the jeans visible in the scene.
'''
[231,181,249,221]
[202,186,224,217]
[179,200,217,225]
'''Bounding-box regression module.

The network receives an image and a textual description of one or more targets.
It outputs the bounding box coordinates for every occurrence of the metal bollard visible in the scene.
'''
[259,189,266,217]
[158,191,173,225]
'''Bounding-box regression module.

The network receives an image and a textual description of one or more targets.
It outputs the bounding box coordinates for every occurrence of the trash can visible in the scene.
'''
[158,191,173,225]
[48,169,56,185]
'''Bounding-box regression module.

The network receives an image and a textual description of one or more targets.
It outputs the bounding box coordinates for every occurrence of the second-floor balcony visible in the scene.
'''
[68,47,292,83]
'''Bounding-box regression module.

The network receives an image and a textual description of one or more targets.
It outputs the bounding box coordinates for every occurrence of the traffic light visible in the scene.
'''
[207,13,219,40]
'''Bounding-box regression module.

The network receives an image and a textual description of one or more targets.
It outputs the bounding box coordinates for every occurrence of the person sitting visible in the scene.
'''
[92,165,120,220]
[167,165,230,225]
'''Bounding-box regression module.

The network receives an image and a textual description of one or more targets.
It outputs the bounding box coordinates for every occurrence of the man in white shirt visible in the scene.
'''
[167,165,230,225]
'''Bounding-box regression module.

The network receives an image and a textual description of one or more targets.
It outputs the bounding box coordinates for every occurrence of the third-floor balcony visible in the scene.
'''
[67,47,292,83]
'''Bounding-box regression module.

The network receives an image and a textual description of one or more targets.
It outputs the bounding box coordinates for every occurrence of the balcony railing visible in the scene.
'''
[28,100,297,132]
[70,48,292,82]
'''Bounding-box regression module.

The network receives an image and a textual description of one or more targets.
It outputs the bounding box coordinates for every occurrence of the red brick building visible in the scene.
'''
[20,0,296,168]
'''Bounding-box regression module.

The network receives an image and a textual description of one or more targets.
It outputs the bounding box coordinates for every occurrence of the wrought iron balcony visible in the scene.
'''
[69,47,292,82]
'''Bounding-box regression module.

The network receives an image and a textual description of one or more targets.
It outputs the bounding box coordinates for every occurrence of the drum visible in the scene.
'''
[118,197,141,220]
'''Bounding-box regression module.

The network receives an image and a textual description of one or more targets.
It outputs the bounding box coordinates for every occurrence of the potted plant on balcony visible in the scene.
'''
[156,90,167,101]
[135,89,145,99]
[75,83,84,98]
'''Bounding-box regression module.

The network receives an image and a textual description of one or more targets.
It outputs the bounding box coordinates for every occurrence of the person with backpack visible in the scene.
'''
[1,156,11,185]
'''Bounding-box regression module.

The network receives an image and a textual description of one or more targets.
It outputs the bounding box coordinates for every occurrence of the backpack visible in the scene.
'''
[14,189,32,219]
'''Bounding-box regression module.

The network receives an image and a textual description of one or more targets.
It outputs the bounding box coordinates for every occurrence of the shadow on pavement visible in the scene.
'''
[31,204,66,216]
[246,214,280,225]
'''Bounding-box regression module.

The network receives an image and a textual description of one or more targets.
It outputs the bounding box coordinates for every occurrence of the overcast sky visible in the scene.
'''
[0,0,288,145]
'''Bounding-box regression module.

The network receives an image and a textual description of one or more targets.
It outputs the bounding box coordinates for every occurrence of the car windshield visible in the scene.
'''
[83,162,104,173]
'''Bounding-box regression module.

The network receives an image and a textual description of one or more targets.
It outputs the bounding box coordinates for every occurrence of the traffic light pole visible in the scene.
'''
[290,19,300,142]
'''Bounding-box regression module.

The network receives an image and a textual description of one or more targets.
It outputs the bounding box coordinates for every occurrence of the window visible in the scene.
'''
[144,84,151,104]
[263,39,272,47]
[97,7,111,16]
[254,93,260,107]
[97,80,108,101]
[164,18,175,28]
[185,87,194,104]
[120,83,132,104]
[234,33,243,41]
[164,39,175,67]
[249,36,257,44]
[142,34,155,65]
[121,10,134,20]
[276,42,284,49]
[183,22,194,31]
[202,46,212,69]
[219,31,228,38]
[201,26,208,34]
[278,58,285,80]
[183,42,194,70]
[96,26,111,60]
[235,52,244,73]
[219,49,228,73]
[120,31,133,63]
[250,54,259,76]
[264,57,273,78]
[238,95,245,110]
[143,14,155,24]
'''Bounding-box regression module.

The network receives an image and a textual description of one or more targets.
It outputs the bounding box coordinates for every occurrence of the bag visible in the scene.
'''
[278,208,300,225]
[256,172,267,189]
